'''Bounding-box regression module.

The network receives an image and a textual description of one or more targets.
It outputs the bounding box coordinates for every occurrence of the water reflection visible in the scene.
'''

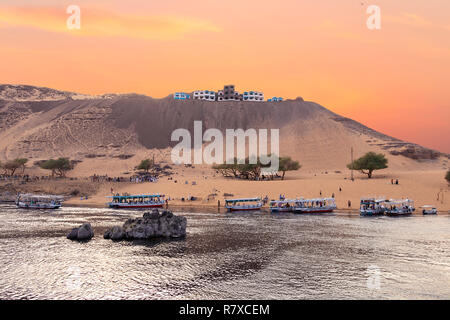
[0,204,449,299]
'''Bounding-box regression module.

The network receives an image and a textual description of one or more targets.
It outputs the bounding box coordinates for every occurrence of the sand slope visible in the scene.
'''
[0,85,447,172]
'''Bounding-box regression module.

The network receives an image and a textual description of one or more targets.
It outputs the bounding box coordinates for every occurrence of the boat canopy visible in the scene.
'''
[360,198,385,204]
[270,199,298,204]
[225,198,261,203]
[384,199,414,205]
[106,194,164,199]
[295,198,335,203]
[420,205,436,209]
[18,194,64,200]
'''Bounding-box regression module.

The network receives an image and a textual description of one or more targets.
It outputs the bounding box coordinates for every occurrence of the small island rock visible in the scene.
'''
[67,223,94,241]
[104,209,186,241]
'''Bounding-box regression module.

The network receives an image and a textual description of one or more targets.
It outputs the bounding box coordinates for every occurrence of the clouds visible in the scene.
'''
[385,12,448,31]
[0,6,221,40]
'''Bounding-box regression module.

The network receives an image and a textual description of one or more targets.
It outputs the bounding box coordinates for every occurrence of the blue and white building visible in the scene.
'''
[193,90,216,101]
[242,91,264,101]
[267,97,283,102]
[174,92,190,100]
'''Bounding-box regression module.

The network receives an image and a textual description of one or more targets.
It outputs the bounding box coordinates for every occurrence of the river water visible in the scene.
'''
[0,204,448,300]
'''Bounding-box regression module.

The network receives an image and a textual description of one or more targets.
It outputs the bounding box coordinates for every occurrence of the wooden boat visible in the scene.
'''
[292,198,336,214]
[16,194,62,209]
[421,205,437,215]
[360,198,386,216]
[225,198,262,212]
[107,194,165,209]
[269,200,296,213]
[384,199,414,216]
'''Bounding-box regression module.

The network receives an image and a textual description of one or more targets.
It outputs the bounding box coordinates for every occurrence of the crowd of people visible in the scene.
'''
[90,174,158,183]
[0,174,71,182]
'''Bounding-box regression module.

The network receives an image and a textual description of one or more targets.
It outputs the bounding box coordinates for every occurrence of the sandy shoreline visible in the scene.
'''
[2,167,449,214]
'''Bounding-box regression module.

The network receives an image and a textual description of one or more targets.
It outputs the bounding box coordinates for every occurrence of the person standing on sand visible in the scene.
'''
[396,179,399,185]
[348,200,351,208]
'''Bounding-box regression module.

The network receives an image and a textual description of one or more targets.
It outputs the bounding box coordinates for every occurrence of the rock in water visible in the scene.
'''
[110,226,124,241]
[104,209,187,241]
[67,223,94,241]
[67,228,79,240]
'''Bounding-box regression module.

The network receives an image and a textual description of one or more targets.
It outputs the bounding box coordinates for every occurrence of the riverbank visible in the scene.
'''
[1,168,449,212]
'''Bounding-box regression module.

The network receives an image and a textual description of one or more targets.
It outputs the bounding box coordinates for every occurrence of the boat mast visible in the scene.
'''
[351,147,354,181]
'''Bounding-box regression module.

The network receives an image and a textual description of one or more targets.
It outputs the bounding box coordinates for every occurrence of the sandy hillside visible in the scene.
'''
[1,84,449,211]
[0,84,447,172]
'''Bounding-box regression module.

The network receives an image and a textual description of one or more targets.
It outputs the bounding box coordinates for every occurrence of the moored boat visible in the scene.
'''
[384,199,415,216]
[269,200,296,213]
[107,194,165,209]
[421,205,437,215]
[225,198,263,212]
[292,198,336,214]
[360,198,386,216]
[16,194,63,209]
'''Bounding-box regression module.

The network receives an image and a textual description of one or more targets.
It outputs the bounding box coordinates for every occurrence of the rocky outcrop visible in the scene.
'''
[104,209,187,241]
[390,146,442,160]
[67,223,94,241]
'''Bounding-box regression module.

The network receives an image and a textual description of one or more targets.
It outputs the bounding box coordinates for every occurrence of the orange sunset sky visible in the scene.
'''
[0,0,449,152]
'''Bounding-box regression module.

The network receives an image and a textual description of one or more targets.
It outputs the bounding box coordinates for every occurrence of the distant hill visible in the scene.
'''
[0,84,447,171]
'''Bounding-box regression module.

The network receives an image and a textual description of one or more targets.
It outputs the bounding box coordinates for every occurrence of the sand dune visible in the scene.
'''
[1,85,449,211]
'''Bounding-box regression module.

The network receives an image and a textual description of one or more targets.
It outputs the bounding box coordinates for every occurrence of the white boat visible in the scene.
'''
[269,200,296,213]
[107,194,165,209]
[292,198,336,214]
[225,198,263,212]
[16,194,62,209]
[421,205,437,215]
[360,198,386,216]
[384,199,415,216]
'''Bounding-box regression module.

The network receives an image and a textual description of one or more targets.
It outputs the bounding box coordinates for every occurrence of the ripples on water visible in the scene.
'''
[0,204,448,300]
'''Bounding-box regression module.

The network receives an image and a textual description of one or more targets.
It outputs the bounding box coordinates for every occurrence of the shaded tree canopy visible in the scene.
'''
[213,155,301,180]
[279,156,301,180]
[136,159,154,173]
[39,158,74,177]
[347,152,388,178]
[1,158,28,176]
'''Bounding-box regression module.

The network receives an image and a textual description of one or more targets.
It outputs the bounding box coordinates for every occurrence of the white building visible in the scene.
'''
[174,92,190,100]
[242,91,264,101]
[268,97,283,102]
[193,90,216,101]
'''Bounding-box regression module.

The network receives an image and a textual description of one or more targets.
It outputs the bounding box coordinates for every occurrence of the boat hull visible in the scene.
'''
[293,207,335,214]
[226,206,262,212]
[108,203,164,209]
[360,210,385,217]
[16,203,61,210]
[270,207,293,213]
[385,211,412,217]
[422,210,437,215]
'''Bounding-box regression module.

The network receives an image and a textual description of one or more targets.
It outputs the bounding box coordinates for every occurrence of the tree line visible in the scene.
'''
[212,156,301,180]
[0,157,75,177]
